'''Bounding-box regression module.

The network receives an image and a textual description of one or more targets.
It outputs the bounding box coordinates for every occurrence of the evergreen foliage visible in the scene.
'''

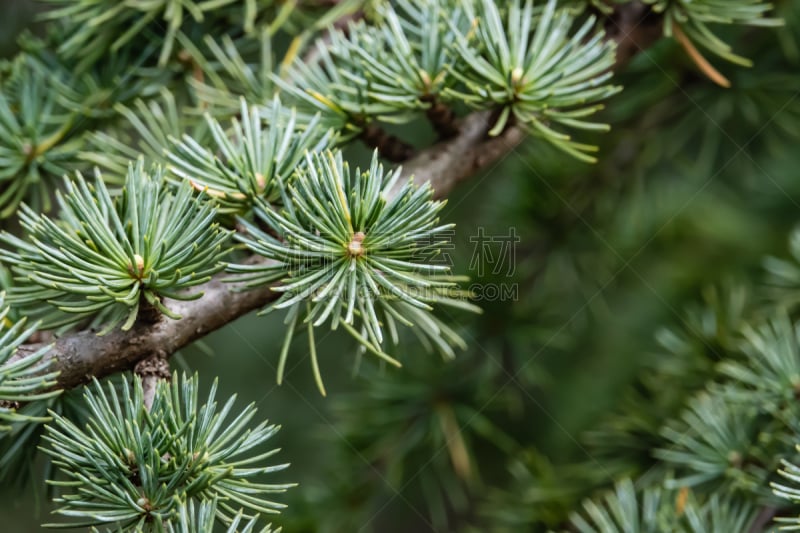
[330,354,516,529]
[645,0,782,64]
[277,0,619,160]
[166,499,276,533]
[0,55,82,217]
[40,0,264,68]
[167,98,330,215]
[570,479,759,532]
[0,161,230,333]
[446,0,619,159]
[41,373,290,531]
[82,89,210,182]
[230,149,479,394]
[0,293,59,431]
[342,0,468,116]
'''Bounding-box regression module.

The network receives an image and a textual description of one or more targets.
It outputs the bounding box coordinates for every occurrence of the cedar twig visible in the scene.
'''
[134,352,170,411]
[4,2,666,392]
[360,124,415,162]
[421,95,459,139]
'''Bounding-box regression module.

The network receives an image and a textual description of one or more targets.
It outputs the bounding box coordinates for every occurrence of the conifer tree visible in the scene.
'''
[0,0,798,532]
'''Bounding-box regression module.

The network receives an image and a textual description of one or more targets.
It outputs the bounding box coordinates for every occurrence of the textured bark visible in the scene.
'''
[9,274,278,389]
[603,0,664,70]
[389,110,527,200]
[5,2,664,391]
[134,353,172,411]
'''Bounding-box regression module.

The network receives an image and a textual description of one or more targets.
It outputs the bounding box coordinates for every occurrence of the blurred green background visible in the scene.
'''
[2,1,800,531]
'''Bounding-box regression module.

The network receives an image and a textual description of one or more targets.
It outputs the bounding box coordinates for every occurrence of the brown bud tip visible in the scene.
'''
[419,69,432,89]
[511,67,523,85]
[127,254,145,277]
[347,232,366,256]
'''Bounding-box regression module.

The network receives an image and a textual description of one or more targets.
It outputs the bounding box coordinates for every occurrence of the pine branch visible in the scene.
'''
[387,110,527,200]
[9,267,276,390]
[6,1,665,393]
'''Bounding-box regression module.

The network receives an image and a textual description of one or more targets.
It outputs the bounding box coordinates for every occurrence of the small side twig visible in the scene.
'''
[602,1,664,71]
[0,399,20,410]
[421,95,459,139]
[135,352,170,411]
[136,296,163,327]
[4,1,666,393]
[750,505,778,533]
[360,124,415,162]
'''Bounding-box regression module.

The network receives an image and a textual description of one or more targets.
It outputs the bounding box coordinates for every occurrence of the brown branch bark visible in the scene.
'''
[10,275,278,389]
[134,353,171,411]
[6,2,663,392]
